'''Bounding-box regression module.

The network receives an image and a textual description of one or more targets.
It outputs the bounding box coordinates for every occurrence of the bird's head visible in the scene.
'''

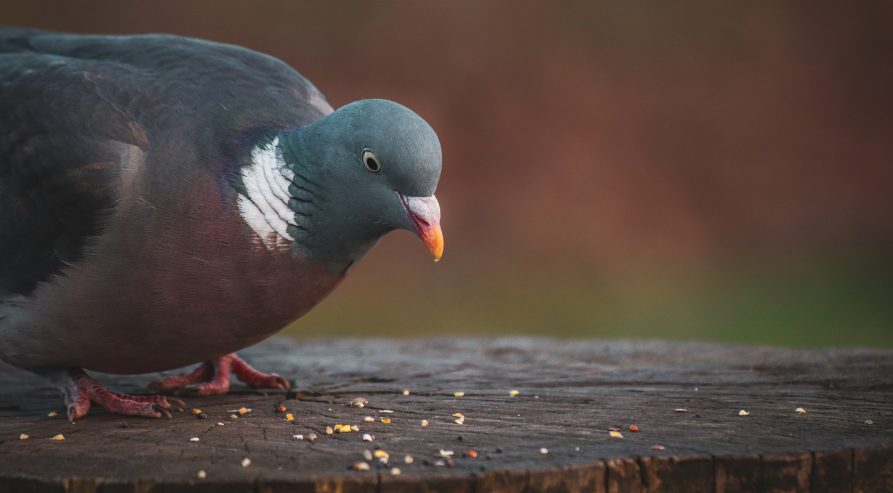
[270,99,443,268]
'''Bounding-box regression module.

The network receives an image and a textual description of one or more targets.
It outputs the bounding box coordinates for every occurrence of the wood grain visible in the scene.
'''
[0,338,891,492]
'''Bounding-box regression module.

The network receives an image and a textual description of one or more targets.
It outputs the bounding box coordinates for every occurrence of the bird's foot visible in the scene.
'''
[64,368,185,421]
[147,353,290,396]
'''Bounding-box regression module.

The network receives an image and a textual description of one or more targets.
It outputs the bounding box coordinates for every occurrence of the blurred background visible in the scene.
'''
[4,1,892,347]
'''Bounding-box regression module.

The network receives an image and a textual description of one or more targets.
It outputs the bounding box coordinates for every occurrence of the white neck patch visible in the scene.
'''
[237,137,297,250]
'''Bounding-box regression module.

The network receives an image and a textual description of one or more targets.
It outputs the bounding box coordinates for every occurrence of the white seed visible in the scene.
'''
[390,467,401,475]
[363,434,373,442]
[190,437,200,442]
[364,416,374,422]
[197,470,207,479]
[540,448,549,454]
[293,434,304,440]
[404,455,414,464]
[439,449,454,457]
[739,410,750,416]
[421,420,428,426]
[241,458,251,467]
[354,461,370,471]
[363,450,373,461]
[795,408,806,414]
[380,409,395,414]
[19,434,28,440]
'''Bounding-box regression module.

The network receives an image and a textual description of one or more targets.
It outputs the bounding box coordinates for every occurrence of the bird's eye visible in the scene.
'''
[362,149,381,173]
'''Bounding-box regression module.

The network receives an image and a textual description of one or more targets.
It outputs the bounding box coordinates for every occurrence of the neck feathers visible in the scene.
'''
[237,137,297,251]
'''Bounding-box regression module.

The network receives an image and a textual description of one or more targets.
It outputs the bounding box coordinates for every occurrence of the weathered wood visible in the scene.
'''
[0,338,891,492]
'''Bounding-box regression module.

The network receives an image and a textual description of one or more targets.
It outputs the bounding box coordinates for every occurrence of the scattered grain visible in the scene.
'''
[454,392,465,397]
[652,445,666,450]
[540,448,549,454]
[286,413,294,421]
[404,455,414,464]
[380,409,394,414]
[363,433,373,442]
[308,433,318,441]
[738,410,750,416]
[439,449,454,457]
[364,416,374,422]
[421,420,428,426]
[53,434,64,441]
[230,414,238,419]
[197,470,207,479]
[351,425,360,431]
[354,461,370,471]
[390,467,401,475]
[609,430,623,438]
[192,409,202,415]
[363,450,373,461]
[455,417,465,425]
[239,407,249,415]
[629,425,639,432]
[350,398,367,408]
[509,390,519,396]
[326,426,334,435]
[218,422,225,426]
[468,450,478,458]
[403,390,410,395]
[48,412,57,417]
[241,458,251,467]
[795,408,806,414]
[189,437,200,442]
[19,434,28,440]
[294,434,303,440]
[381,418,391,424]
[865,420,874,425]
[675,409,687,413]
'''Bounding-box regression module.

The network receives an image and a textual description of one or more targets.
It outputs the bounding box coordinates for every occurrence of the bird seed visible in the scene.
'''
[391,467,401,475]
[675,409,687,413]
[241,458,251,467]
[19,434,28,440]
[294,434,303,440]
[364,416,374,422]
[190,437,200,442]
[381,418,391,423]
[540,448,549,454]
[48,412,58,417]
[286,413,294,421]
[454,392,465,397]
[510,390,519,396]
[404,455,414,464]
[468,450,478,458]
[795,408,806,414]
[609,431,623,438]
[403,390,410,395]
[421,420,429,426]
[351,425,360,431]
[53,434,64,440]
[652,445,666,450]
[363,450,373,461]
[439,449,454,457]
[738,410,749,416]
[363,433,374,441]
[326,426,334,434]
[197,470,207,479]
[350,398,367,408]
[354,462,370,471]
[629,425,639,432]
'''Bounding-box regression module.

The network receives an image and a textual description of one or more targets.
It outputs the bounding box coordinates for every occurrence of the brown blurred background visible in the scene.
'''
[4,1,892,347]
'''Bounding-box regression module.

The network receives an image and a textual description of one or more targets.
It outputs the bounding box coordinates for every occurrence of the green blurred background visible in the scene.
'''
[4,2,892,347]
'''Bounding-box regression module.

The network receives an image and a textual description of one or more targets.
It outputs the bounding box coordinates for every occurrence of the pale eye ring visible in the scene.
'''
[362,149,381,173]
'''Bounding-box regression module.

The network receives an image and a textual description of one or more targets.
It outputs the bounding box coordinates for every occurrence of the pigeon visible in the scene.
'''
[0,27,443,420]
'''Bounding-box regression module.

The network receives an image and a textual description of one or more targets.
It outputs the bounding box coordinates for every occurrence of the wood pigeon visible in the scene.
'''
[0,27,443,420]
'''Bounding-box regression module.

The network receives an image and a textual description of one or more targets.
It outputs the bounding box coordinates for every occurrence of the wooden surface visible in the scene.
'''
[1,338,892,492]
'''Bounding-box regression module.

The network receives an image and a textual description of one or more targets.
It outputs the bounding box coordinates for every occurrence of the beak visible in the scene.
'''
[398,193,444,261]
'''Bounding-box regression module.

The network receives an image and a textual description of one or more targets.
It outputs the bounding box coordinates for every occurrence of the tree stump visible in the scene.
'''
[1,338,891,492]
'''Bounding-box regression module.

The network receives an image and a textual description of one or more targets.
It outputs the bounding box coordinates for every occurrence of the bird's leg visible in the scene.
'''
[65,368,185,421]
[147,354,289,396]
[229,354,290,389]
[146,361,216,392]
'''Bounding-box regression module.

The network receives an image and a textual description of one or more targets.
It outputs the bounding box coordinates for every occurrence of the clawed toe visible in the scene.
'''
[166,397,186,409]
[153,404,172,419]
[272,375,291,390]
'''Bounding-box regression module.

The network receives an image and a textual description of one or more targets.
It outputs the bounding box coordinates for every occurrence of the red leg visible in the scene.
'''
[230,354,289,389]
[147,362,215,391]
[65,369,185,421]
[147,353,290,396]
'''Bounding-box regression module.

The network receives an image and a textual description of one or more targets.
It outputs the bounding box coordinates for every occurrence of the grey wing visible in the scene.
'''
[0,46,148,297]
